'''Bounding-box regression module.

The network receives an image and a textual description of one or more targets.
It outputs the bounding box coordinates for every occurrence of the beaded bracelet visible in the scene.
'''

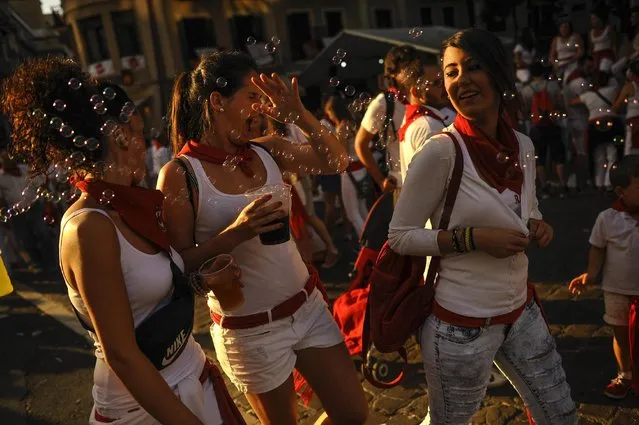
[468,227,476,251]
[452,227,464,253]
[464,227,473,252]
[188,273,209,297]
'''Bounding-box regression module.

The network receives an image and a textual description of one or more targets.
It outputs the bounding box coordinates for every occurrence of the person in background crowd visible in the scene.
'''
[570,155,639,400]
[590,3,617,79]
[355,45,417,201]
[612,7,639,80]
[550,18,585,83]
[513,28,537,84]
[389,28,576,424]
[521,62,568,198]
[315,108,344,230]
[613,59,639,157]
[1,57,242,425]
[571,72,622,191]
[160,51,368,425]
[146,133,172,188]
[324,95,370,239]
[0,151,53,272]
[395,57,447,183]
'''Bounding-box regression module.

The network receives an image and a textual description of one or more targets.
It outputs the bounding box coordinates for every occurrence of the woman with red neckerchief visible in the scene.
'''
[158,51,368,425]
[0,58,244,425]
[388,29,577,424]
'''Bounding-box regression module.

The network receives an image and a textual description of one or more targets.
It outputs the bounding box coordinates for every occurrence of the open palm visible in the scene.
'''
[250,73,304,123]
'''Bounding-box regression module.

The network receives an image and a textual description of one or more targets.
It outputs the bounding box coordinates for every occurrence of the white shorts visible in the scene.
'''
[212,289,344,394]
[603,291,633,327]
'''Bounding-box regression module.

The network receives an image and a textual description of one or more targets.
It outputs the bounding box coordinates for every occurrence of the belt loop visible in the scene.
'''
[267,309,273,323]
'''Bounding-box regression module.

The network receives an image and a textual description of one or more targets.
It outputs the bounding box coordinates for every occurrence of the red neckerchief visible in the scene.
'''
[387,87,408,105]
[75,180,170,252]
[453,113,523,195]
[179,140,255,178]
[398,104,446,142]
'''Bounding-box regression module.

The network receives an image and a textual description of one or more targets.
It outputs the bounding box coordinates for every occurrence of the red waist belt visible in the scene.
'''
[211,268,318,329]
[433,284,536,327]
[347,161,365,172]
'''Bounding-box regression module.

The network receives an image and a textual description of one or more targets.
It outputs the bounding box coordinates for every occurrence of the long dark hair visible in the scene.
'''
[168,50,257,154]
[440,28,521,117]
[324,95,353,124]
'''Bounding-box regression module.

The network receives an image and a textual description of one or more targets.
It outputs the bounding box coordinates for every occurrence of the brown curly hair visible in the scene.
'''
[0,57,134,178]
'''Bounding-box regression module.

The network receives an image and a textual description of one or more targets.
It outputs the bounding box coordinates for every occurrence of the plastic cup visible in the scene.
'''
[199,254,243,311]
[244,183,291,245]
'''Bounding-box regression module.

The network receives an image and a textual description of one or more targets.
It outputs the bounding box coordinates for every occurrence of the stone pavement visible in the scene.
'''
[192,283,639,425]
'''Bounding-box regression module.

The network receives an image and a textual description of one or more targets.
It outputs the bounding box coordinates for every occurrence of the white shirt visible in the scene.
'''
[591,26,613,53]
[399,107,446,183]
[438,106,457,126]
[579,86,619,120]
[514,44,536,67]
[590,208,639,296]
[389,126,541,317]
[361,92,406,186]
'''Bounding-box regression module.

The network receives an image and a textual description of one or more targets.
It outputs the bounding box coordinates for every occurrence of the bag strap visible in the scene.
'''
[346,170,365,198]
[424,131,464,287]
[592,89,613,107]
[383,91,396,135]
[174,156,198,246]
[360,131,464,389]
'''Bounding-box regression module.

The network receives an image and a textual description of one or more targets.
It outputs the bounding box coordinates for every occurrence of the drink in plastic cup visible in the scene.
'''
[199,254,244,311]
[244,183,291,245]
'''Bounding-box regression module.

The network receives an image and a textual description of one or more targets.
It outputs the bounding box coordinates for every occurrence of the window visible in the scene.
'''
[324,10,344,37]
[78,16,109,63]
[229,14,265,50]
[111,10,141,57]
[178,18,217,67]
[420,7,433,26]
[373,9,393,28]
[286,12,312,61]
[443,7,455,27]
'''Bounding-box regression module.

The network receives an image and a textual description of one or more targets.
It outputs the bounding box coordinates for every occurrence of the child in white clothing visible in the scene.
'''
[570,155,639,399]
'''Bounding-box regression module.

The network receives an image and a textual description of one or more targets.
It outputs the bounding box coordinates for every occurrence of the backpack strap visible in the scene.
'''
[424,131,464,287]
[592,89,613,107]
[383,91,396,135]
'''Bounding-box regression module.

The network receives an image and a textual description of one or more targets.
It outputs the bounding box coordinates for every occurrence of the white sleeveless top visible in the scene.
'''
[591,26,613,52]
[627,82,639,120]
[555,34,579,69]
[182,145,309,317]
[60,208,204,411]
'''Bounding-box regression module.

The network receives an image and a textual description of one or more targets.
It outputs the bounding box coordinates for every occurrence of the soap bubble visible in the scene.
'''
[246,36,257,46]
[286,111,300,123]
[336,48,347,59]
[408,27,423,38]
[89,94,103,106]
[359,92,372,104]
[53,99,67,112]
[43,214,55,225]
[101,120,117,136]
[344,85,356,97]
[60,124,74,138]
[265,42,277,54]
[502,90,516,101]
[49,117,63,130]
[270,36,281,45]
[73,135,86,148]
[94,102,107,115]
[103,86,116,100]
[331,55,341,65]
[86,137,100,151]
[329,77,341,87]
[68,78,82,90]
[496,152,510,164]
[31,109,47,121]
[216,77,227,88]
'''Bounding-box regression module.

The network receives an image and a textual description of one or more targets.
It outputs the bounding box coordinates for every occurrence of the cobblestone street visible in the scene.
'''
[1,192,639,424]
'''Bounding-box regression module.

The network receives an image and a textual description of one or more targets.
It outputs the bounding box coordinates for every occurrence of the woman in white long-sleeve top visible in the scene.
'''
[388,28,577,425]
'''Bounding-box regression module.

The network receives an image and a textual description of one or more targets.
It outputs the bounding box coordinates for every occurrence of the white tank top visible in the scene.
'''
[591,26,613,52]
[555,34,579,69]
[627,82,639,120]
[60,208,204,411]
[183,145,309,317]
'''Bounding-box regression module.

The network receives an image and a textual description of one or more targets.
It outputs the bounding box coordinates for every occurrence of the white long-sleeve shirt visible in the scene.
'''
[388,126,542,317]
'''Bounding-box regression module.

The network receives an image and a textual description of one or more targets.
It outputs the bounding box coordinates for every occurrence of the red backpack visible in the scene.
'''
[360,131,464,387]
[531,83,556,127]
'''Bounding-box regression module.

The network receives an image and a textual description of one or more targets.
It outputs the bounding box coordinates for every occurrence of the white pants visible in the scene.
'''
[340,169,370,237]
[594,142,618,188]
[89,371,222,425]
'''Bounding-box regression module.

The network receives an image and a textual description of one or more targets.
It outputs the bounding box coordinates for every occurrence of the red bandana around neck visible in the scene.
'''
[398,104,446,142]
[179,140,255,178]
[75,180,170,252]
[612,198,639,215]
[453,113,524,195]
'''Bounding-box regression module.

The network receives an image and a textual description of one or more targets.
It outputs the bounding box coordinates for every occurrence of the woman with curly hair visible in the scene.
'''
[0,57,244,425]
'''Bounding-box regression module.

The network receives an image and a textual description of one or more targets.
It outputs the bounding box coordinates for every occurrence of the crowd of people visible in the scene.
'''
[0,3,637,425]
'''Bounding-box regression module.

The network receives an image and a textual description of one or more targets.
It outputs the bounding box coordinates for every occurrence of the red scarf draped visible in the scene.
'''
[453,113,523,195]
[75,180,170,252]
[398,104,446,142]
[179,140,255,178]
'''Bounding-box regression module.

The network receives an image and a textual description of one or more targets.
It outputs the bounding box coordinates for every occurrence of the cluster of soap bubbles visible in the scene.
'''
[331,48,347,66]
[408,27,423,39]
[246,35,281,54]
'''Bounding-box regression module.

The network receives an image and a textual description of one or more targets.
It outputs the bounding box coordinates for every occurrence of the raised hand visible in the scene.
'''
[250,73,304,123]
